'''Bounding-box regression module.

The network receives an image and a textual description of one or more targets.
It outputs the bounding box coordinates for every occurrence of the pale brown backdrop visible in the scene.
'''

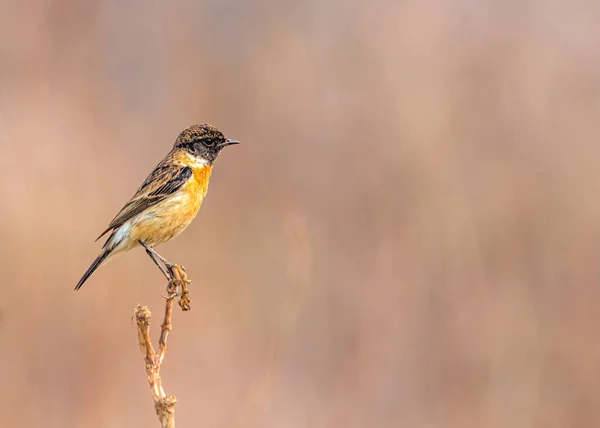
[1,1,600,427]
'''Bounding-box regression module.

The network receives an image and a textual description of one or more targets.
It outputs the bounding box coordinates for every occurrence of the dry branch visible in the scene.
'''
[134,264,192,428]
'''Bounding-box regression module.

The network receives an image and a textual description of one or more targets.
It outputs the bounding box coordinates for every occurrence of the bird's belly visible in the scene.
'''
[129,191,203,247]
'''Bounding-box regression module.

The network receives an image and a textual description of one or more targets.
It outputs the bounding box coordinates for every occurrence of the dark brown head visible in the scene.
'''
[174,124,239,165]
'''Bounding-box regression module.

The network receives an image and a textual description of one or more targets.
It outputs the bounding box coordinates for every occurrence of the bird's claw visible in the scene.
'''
[162,289,179,300]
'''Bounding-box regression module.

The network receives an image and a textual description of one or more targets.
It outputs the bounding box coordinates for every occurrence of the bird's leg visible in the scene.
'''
[152,249,176,271]
[139,241,171,280]
[139,241,182,299]
[141,242,182,274]
[145,248,171,280]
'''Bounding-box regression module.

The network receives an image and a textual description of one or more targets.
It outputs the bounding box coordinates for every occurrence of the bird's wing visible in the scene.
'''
[96,162,193,241]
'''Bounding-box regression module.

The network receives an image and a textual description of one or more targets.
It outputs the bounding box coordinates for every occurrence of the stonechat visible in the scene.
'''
[75,124,239,290]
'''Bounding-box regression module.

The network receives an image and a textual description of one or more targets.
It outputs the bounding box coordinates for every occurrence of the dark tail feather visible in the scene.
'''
[74,250,111,291]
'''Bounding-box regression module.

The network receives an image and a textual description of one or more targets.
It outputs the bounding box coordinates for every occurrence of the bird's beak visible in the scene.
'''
[219,139,240,148]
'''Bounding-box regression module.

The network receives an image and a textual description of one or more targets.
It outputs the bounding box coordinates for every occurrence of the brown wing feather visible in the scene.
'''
[96,161,193,241]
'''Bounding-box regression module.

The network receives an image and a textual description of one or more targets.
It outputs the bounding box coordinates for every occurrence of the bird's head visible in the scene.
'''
[174,124,239,165]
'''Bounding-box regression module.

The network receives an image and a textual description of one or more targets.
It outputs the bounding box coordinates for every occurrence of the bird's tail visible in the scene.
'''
[74,249,111,291]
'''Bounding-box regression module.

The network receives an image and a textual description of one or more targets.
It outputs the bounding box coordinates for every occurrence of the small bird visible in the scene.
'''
[75,124,239,290]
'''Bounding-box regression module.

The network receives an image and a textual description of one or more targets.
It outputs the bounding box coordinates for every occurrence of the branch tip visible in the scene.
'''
[133,263,192,427]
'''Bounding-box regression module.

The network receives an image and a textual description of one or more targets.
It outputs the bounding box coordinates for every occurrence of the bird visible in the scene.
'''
[74,124,239,291]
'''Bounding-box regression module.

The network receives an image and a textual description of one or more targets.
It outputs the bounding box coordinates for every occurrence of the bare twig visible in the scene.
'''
[134,264,192,428]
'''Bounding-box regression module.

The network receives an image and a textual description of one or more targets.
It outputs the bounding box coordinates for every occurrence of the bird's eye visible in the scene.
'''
[204,138,214,147]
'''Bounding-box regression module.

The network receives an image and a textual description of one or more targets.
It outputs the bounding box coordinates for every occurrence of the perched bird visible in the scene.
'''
[75,124,239,290]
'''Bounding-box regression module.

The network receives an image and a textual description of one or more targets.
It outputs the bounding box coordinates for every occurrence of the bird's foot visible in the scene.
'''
[166,263,185,276]
[163,289,179,300]
[163,278,179,300]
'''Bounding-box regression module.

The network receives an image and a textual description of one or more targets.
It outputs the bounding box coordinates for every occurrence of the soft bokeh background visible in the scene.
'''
[1,1,600,427]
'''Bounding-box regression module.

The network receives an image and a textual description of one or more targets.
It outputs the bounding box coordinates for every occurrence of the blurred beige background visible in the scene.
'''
[1,1,600,427]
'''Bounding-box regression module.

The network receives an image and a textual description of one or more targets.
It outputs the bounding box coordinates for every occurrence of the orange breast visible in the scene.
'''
[168,163,213,230]
[129,164,213,247]
[190,164,213,199]
[180,164,213,220]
